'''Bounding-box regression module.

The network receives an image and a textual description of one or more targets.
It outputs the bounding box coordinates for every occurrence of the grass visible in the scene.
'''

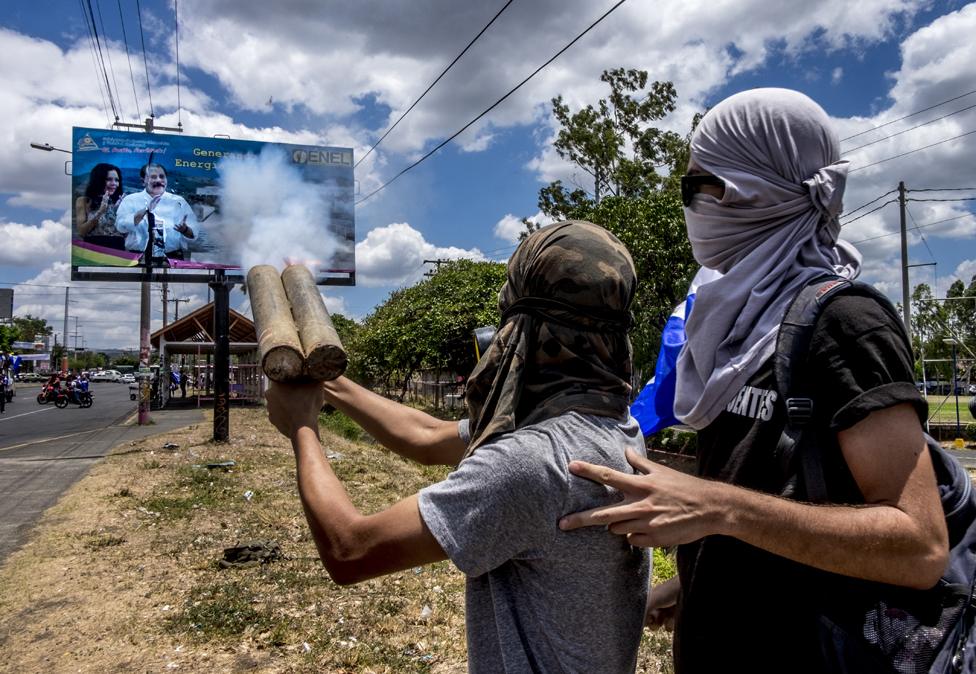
[925,395,975,426]
[0,406,675,673]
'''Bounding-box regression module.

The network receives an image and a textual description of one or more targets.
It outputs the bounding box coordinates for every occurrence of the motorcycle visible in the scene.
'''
[37,383,59,405]
[56,387,93,409]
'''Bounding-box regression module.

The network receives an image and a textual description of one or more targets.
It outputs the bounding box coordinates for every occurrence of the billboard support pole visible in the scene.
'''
[211,270,231,442]
[61,287,69,373]
[138,280,152,425]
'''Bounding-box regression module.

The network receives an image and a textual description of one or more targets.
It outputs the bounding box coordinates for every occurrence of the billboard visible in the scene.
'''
[0,288,11,321]
[70,127,355,284]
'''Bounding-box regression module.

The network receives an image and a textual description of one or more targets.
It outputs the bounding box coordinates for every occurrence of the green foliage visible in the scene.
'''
[539,68,689,220]
[112,354,139,367]
[318,409,364,442]
[530,68,697,373]
[348,259,507,393]
[10,314,52,342]
[652,547,677,584]
[912,277,976,384]
[0,325,15,352]
[69,350,107,371]
[966,422,976,442]
[330,313,361,349]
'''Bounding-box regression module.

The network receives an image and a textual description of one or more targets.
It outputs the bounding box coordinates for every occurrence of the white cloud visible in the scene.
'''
[831,67,844,85]
[0,219,70,266]
[493,211,556,244]
[321,292,348,317]
[355,222,485,286]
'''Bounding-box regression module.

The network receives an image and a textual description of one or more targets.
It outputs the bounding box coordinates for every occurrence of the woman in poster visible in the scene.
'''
[75,163,125,249]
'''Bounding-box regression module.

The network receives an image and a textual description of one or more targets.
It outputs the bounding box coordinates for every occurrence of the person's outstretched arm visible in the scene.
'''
[559,403,948,590]
[322,376,466,466]
[267,381,447,584]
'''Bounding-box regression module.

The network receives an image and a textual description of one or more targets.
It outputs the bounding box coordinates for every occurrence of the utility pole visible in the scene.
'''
[167,297,191,321]
[423,258,451,278]
[898,181,911,340]
[62,287,69,372]
[162,278,169,326]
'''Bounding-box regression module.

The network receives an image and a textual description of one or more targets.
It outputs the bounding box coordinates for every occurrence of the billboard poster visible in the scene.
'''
[70,127,355,283]
[0,288,11,321]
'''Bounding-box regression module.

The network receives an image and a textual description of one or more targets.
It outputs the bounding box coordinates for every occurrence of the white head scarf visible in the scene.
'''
[674,88,862,430]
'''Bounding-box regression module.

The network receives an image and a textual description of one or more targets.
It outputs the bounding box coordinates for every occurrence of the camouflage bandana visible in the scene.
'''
[465,220,636,454]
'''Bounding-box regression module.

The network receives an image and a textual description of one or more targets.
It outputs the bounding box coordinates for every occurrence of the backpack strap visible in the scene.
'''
[773,275,907,502]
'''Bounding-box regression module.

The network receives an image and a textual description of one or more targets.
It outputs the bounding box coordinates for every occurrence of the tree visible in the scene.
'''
[349,260,507,397]
[11,315,52,343]
[531,69,697,373]
[69,350,107,371]
[539,68,690,220]
[330,314,361,350]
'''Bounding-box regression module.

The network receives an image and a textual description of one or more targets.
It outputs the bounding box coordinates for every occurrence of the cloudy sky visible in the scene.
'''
[2,0,975,350]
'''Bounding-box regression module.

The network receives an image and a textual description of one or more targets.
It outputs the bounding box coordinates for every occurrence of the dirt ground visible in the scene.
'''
[0,408,674,673]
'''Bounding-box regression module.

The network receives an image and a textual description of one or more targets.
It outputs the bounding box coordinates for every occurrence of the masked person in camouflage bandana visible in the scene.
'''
[266,220,651,673]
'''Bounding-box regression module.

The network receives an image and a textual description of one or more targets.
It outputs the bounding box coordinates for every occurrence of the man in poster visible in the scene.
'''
[115,161,199,264]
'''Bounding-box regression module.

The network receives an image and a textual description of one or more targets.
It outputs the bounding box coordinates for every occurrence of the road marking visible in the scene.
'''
[0,427,104,453]
[0,407,56,423]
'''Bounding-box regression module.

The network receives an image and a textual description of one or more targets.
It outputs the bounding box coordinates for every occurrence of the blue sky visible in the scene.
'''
[1,0,974,349]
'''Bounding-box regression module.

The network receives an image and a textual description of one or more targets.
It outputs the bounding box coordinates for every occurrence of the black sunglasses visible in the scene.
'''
[680,174,724,206]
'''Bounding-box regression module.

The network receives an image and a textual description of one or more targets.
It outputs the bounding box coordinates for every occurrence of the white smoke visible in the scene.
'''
[208,148,344,272]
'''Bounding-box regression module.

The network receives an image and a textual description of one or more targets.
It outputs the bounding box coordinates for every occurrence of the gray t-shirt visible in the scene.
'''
[418,412,649,673]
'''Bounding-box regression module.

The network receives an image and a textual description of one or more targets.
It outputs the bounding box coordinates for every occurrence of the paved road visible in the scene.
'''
[0,382,204,565]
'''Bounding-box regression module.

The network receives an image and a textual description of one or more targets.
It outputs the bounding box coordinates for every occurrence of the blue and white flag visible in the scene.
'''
[11,355,21,373]
[630,267,722,435]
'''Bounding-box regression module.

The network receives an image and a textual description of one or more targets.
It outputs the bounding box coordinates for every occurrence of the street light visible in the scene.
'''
[944,338,961,438]
[29,142,72,175]
[29,142,70,154]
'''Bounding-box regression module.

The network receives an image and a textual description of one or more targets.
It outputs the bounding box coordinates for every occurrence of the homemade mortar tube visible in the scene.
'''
[246,265,305,381]
[281,264,348,381]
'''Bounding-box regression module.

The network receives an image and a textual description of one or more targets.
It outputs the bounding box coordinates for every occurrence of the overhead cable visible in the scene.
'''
[848,129,976,173]
[840,88,976,142]
[356,0,516,169]
[906,205,938,265]
[117,0,143,119]
[80,0,118,121]
[840,200,897,227]
[135,0,155,118]
[357,0,630,205]
[842,189,897,217]
[174,0,182,127]
[842,103,976,154]
[79,0,112,126]
[94,0,125,120]
[850,212,974,244]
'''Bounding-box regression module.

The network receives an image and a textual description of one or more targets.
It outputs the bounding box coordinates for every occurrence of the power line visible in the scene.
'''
[174,0,182,127]
[84,0,119,120]
[840,88,976,142]
[94,0,126,120]
[78,0,113,124]
[118,0,142,119]
[850,212,975,244]
[357,0,630,205]
[840,199,897,227]
[842,102,976,154]
[907,196,976,203]
[135,0,155,118]
[356,0,516,169]
[848,129,976,173]
[843,189,897,217]
[910,187,976,192]
[906,205,938,265]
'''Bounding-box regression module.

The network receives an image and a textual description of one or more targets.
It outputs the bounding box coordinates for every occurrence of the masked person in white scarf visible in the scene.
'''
[560,89,947,673]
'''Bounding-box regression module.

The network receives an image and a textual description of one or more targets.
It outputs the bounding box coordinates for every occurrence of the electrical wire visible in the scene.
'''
[842,190,897,217]
[848,129,976,173]
[94,0,125,121]
[135,0,155,118]
[850,212,975,244]
[174,0,182,127]
[840,88,976,142]
[842,102,976,154]
[78,0,113,125]
[85,0,119,120]
[910,187,976,192]
[908,196,976,203]
[839,200,897,227]
[906,205,938,264]
[355,0,516,169]
[118,0,142,119]
[356,0,630,205]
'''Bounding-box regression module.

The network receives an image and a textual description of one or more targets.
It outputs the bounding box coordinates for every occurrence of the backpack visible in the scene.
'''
[775,275,976,674]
